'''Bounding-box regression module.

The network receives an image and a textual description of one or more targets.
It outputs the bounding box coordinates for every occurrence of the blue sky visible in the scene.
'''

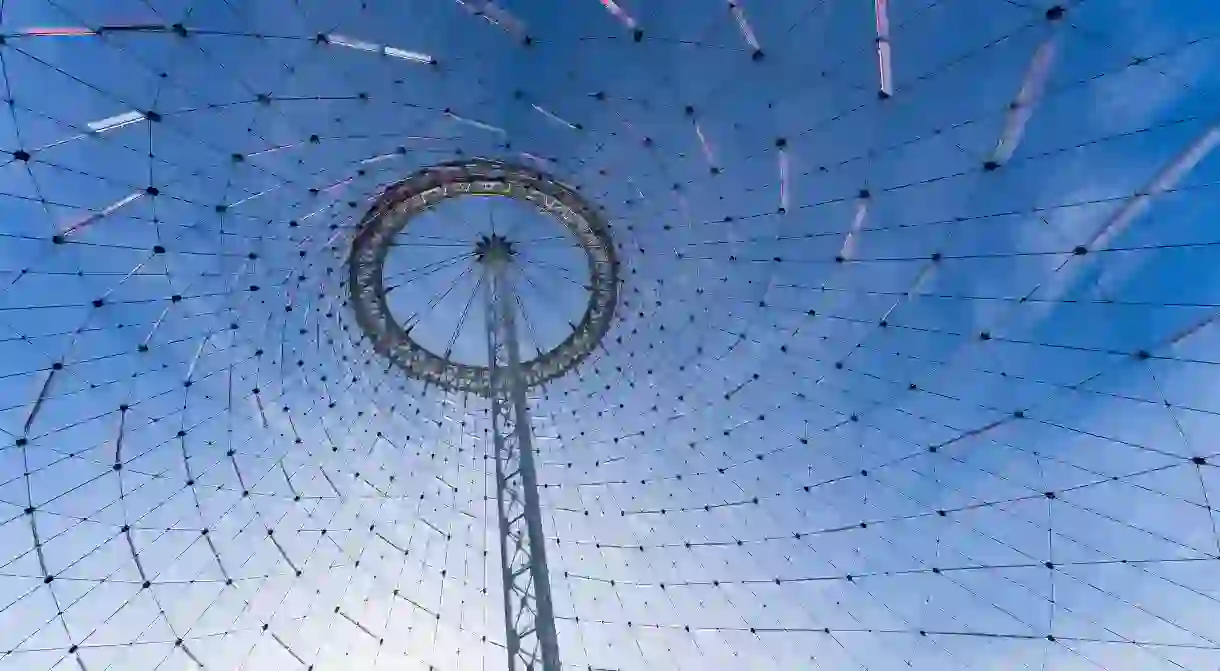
[1,0,1220,669]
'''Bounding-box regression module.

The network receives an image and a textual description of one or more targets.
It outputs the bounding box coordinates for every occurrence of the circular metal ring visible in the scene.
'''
[348,158,619,396]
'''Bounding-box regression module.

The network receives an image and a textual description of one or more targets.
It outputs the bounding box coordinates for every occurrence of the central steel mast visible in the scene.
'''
[480,235,562,671]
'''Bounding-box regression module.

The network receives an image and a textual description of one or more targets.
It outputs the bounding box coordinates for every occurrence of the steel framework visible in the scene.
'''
[348,158,618,396]
[348,160,619,670]
[483,243,562,670]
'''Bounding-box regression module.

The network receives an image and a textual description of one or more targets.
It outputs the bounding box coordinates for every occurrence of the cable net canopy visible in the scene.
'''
[1,0,1220,669]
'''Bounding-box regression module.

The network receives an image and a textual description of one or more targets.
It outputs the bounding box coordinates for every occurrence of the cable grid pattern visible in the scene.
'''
[0,0,1219,669]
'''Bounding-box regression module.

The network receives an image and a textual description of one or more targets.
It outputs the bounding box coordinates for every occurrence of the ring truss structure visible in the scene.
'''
[348,158,619,396]
[1,1,1220,670]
